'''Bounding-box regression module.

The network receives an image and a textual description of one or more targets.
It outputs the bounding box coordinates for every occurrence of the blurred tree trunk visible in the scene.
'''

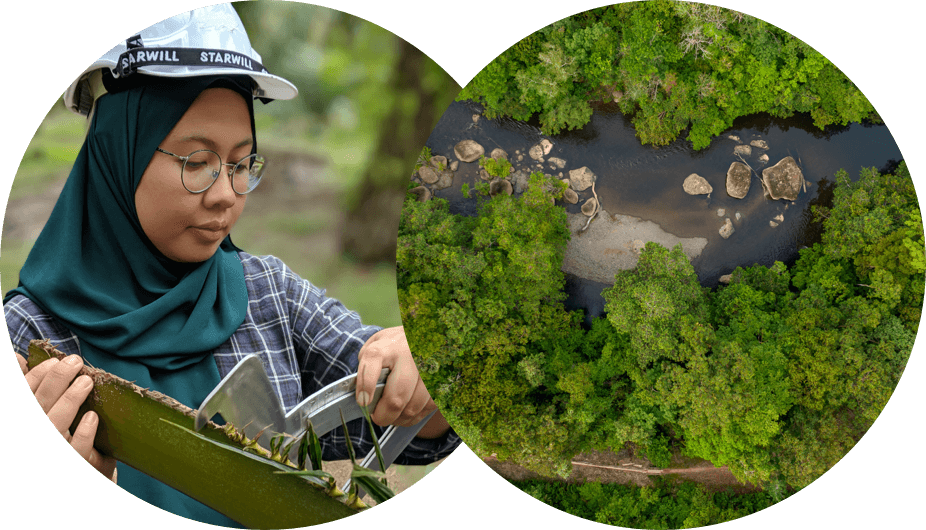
[342,40,459,263]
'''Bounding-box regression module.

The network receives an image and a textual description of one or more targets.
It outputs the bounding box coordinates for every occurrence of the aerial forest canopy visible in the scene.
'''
[397,162,921,494]
[457,0,877,148]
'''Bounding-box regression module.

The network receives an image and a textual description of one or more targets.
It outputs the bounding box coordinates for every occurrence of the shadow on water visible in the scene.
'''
[425,101,904,322]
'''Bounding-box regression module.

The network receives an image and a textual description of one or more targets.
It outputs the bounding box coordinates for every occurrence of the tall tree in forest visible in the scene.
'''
[343,39,460,262]
[235,3,459,264]
[457,0,877,148]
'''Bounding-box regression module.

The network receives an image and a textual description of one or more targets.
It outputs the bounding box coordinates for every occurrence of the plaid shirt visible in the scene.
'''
[5,252,459,464]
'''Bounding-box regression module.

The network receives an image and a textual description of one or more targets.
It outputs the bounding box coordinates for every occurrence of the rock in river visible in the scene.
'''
[409,185,431,202]
[719,217,735,239]
[489,147,508,160]
[540,138,553,155]
[529,144,544,161]
[761,156,804,201]
[433,170,454,191]
[683,173,712,195]
[418,166,439,184]
[490,179,513,196]
[429,155,448,169]
[569,166,597,191]
[510,169,530,193]
[562,186,579,204]
[726,162,751,199]
[581,197,598,216]
[454,140,484,163]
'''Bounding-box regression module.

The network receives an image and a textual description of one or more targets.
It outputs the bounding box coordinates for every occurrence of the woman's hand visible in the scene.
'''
[19,353,117,481]
[355,327,449,438]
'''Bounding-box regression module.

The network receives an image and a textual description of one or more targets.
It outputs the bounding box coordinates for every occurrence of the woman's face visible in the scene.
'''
[135,88,252,263]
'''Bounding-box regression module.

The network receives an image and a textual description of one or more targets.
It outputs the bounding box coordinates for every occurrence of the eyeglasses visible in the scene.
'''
[155,147,266,195]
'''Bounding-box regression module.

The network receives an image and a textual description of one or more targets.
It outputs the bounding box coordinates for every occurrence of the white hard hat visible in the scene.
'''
[64,3,298,116]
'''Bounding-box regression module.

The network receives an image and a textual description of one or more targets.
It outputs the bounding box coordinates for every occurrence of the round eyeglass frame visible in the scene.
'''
[155,147,266,195]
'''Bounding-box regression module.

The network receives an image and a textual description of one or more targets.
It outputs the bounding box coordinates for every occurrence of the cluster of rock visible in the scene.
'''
[413,129,603,221]
[409,152,457,202]
[681,135,808,239]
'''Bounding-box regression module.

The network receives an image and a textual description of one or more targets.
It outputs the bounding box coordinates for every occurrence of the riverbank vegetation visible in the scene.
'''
[397,161,920,498]
[457,0,876,149]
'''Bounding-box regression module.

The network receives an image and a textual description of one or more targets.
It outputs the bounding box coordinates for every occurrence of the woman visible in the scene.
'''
[5,5,456,526]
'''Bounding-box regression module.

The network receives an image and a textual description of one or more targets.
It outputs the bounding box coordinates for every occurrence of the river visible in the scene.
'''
[423,100,904,322]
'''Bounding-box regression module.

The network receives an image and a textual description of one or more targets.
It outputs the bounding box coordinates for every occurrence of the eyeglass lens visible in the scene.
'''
[182,150,265,194]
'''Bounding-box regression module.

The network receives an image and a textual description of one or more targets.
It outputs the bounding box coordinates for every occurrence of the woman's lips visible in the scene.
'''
[193,221,226,231]
[190,222,227,241]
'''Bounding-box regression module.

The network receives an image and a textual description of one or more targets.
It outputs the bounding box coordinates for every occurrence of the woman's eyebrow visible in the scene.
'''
[177,135,253,151]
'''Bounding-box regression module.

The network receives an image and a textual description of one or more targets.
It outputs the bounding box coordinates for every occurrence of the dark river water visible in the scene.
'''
[424,100,904,321]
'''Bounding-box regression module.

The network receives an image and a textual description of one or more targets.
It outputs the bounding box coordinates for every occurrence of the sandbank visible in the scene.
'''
[561,210,708,284]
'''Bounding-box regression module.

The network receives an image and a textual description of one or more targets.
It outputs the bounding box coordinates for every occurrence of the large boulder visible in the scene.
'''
[418,166,439,184]
[719,218,735,239]
[429,155,448,170]
[562,187,579,204]
[489,147,508,160]
[761,156,804,200]
[490,179,513,196]
[409,186,431,202]
[540,138,553,155]
[683,173,712,195]
[734,144,752,157]
[454,140,484,163]
[529,144,544,161]
[726,162,751,199]
[569,166,597,191]
[510,169,530,193]
[581,197,599,216]
[433,170,454,190]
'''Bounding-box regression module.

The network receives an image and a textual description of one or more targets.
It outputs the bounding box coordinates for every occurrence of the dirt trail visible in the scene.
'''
[484,450,761,494]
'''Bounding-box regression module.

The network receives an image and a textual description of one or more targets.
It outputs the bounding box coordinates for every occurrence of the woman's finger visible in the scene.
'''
[46,375,93,437]
[394,378,434,426]
[355,348,384,409]
[33,355,85,412]
[356,327,404,407]
[70,409,99,459]
[71,411,118,481]
[372,353,419,426]
[24,357,60,394]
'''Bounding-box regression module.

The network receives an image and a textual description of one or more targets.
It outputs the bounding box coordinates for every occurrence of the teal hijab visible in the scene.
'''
[8,75,257,527]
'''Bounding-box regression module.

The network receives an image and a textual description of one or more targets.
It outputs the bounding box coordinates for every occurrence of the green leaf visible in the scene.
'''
[306,420,325,471]
[361,405,387,474]
[339,409,357,463]
[350,466,396,503]
[161,419,326,488]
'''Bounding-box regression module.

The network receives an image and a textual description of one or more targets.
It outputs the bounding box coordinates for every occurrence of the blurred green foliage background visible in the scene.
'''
[1,1,460,329]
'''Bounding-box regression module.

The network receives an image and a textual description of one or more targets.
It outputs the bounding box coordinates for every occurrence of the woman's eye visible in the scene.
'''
[185,151,220,172]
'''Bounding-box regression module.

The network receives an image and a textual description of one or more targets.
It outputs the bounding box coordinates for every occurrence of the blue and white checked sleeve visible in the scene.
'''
[233,253,460,465]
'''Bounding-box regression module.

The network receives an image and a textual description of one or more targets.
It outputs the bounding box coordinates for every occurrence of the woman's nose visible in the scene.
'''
[202,167,238,209]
